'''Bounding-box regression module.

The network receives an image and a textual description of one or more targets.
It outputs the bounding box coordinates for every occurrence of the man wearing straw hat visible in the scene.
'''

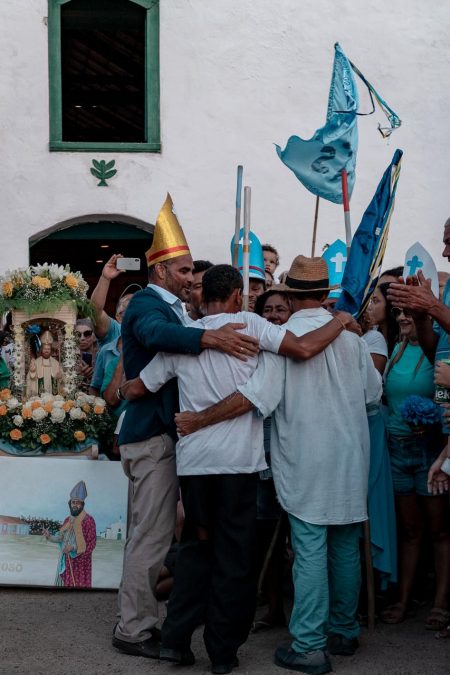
[176,256,382,674]
[112,195,261,659]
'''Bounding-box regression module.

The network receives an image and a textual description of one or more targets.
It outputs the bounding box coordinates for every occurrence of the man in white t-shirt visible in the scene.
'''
[121,264,357,674]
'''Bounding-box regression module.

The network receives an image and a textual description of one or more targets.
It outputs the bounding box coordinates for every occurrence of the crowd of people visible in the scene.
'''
[5,210,448,674]
[67,206,447,675]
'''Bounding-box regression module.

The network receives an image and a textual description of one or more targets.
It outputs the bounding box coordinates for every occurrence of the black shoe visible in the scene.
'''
[274,646,332,674]
[112,635,160,659]
[151,627,162,642]
[211,657,239,674]
[327,633,359,656]
[160,646,195,665]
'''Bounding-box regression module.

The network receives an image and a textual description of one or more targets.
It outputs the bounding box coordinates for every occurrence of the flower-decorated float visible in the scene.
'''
[0,264,113,457]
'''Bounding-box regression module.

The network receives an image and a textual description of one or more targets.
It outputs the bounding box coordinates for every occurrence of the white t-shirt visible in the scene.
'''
[362,329,388,358]
[140,311,286,475]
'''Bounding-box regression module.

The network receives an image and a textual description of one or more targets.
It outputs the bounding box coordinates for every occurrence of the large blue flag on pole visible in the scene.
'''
[275,43,359,204]
[335,149,403,316]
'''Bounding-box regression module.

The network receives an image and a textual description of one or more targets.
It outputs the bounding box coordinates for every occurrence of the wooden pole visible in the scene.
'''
[341,169,352,253]
[242,186,251,311]
[363,519,376,631]
[233,165,243,268]
[311,196,320,257]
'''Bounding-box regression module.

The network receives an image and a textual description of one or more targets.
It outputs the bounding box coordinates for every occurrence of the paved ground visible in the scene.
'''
[0,588,448,675]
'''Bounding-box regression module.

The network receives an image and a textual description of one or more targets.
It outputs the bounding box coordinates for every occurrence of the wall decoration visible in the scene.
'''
[90,159,117,186]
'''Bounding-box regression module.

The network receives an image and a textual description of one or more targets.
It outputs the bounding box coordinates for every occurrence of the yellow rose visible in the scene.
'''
[65,274,79,290]
[40,434,51,445]
[31,401,41,410]
[74,430,86,442]
[0,388,11,401]
[82,403,91,413]
[94,405,105,415]
[32,276,51,290]
[22,407,32,419]
[0,405,7,416]
[2,281,13,297]
[43,402,53,413]
[10,429,22,441]
[62,400,74,412]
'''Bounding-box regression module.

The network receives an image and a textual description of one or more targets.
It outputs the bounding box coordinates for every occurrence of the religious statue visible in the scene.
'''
[25,330,64,397]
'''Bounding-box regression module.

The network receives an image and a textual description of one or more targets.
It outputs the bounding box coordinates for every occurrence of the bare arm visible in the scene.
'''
[102,357,125,407]
[120,376,148,401]
[279,311,360,360]
[370,353,387,375]
[175,392,254,436]
[90,255,124,339]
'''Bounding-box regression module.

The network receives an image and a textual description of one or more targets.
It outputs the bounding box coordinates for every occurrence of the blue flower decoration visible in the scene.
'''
[400,395,441,427]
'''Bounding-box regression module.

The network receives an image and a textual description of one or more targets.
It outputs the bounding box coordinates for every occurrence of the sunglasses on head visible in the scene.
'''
[391,307,411,319]
[76,329,93,338]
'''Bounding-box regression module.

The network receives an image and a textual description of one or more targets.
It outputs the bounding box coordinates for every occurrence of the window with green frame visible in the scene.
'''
[48,0,160,152]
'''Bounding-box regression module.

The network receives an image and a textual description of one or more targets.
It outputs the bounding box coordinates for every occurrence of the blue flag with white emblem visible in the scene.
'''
[335,149,403,316]
[322,239,347,299]
[275,43,358,204]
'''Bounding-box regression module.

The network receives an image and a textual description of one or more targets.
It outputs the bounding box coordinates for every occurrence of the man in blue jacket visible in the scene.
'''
[112,195,258,658]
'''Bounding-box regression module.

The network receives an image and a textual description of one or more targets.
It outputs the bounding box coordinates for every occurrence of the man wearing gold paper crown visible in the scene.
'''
[112,195,259,659]
[25,330,64,398]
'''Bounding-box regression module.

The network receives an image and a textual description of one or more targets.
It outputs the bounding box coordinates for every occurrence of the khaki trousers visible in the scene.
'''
[115,434,178,643]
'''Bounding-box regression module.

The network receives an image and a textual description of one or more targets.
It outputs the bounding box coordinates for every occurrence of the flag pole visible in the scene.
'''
[233,165,243,268]
[242,186,251,311]
[311,196,320,257]
[341,169,352,253]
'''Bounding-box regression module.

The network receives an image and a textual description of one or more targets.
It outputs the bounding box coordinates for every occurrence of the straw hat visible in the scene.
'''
[145,193,190,266]
[280,255,338,293]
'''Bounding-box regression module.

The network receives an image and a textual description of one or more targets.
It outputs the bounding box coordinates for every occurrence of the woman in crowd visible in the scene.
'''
[381,305,449,629]
[367,281,399,357]
[75,318,97,391]
[252,287,293,631]
[359,303,398,593]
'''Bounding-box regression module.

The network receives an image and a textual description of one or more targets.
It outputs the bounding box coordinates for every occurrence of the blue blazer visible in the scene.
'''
[119,287,203,445]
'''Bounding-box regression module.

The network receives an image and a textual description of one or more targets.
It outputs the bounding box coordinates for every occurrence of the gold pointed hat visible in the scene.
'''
[145,193,191,266]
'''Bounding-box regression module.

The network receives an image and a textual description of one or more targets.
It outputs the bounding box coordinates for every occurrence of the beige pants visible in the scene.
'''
[115,434,178,643]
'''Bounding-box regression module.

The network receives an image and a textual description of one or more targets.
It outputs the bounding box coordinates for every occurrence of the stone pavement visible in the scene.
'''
[0,588,448,675]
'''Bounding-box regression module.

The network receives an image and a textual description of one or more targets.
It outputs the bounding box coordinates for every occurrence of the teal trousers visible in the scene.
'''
[288,515,361,652]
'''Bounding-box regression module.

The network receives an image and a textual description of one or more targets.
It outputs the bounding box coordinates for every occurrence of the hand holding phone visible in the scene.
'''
[116,257,141,271]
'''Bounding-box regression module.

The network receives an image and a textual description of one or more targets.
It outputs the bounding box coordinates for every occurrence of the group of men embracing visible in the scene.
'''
[111,195,383,675]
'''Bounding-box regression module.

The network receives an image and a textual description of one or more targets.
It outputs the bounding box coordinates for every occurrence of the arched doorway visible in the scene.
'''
[29,216,152,316]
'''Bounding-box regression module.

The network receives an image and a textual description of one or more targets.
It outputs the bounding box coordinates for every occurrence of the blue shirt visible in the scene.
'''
[98,318,121,349]
[435,278,450,362]
[91,336,120,391]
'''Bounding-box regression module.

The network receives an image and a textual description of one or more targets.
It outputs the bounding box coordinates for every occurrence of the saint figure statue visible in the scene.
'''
[26,330,64,397]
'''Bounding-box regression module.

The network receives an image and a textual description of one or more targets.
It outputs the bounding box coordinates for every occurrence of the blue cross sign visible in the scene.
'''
[406,255,424,276]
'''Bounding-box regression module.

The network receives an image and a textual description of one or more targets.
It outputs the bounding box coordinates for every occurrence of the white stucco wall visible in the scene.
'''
[1,0,449,275]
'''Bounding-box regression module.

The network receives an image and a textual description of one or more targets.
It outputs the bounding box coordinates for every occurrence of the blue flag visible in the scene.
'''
[275,43,358,204]
[335,149,403,316]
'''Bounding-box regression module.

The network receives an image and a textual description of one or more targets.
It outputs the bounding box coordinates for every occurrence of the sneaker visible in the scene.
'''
[274,646,332,674]
[327,633,359,655]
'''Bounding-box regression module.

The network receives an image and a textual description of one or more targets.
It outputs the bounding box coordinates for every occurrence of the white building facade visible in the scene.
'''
[1,0,449,280]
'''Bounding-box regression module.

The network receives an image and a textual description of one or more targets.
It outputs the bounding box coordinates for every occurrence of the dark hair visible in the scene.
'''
[262,244,279,264]
[294,290,328,301]
[202,265,243,303]
[193,260,213,275]
[376,282,399,356]
[380,266,403,279]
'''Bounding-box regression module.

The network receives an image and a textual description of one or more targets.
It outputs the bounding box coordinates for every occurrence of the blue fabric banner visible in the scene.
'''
[275,43,358,204]
[335,149,403,316]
